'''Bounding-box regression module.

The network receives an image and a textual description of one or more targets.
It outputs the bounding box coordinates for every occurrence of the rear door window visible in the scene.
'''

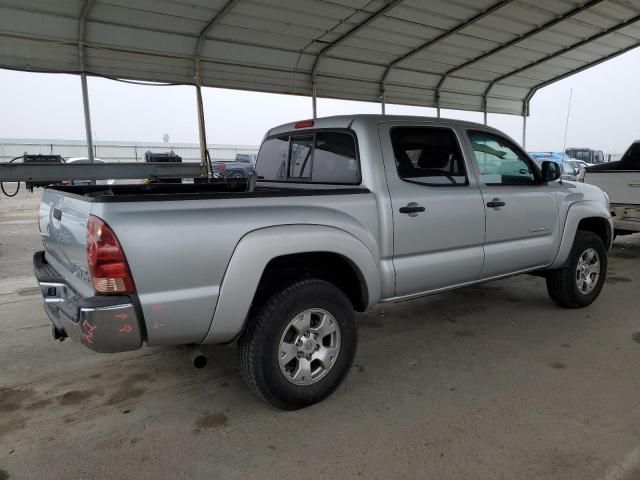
[390,127,467,186]
[256,131,360,184]
[312,132,359,184]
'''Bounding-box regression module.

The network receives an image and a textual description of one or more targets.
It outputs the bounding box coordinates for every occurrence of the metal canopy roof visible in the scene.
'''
[1,0,640,116]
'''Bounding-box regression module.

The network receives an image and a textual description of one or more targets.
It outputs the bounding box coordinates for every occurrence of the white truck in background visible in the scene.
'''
[581,140,640,236]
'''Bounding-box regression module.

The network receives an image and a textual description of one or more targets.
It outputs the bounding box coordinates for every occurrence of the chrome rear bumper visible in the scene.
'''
[33,251,144,353]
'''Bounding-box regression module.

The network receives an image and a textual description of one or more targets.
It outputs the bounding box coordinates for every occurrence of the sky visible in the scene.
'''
[0,47,638,155]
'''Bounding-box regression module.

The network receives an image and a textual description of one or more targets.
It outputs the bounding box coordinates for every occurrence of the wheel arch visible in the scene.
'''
[577,217,612,247]
[253,252,369,314]
[201,225,381,344]
[549,201,613,269]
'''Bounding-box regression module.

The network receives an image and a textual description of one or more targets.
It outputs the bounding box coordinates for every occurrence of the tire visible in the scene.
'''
[237,279,357,410]
[546,230,607,308]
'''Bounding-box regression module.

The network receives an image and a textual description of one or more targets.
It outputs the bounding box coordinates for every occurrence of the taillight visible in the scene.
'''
[219,162,225,172]
[86,215,135,294]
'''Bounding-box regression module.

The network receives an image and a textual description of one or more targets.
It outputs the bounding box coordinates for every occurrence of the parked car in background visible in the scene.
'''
[560,161,580,181]
[580,140,640,236]
[211,153,256,179]
[35,115,613,409]
[568,159,590,172]
[566,148,605,164]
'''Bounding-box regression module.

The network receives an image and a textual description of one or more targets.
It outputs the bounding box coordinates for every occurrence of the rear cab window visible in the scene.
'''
[256,131,360,185]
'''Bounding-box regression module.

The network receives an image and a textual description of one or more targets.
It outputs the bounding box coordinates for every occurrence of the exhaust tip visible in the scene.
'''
[193,354,207,369]
[188,346,207,369]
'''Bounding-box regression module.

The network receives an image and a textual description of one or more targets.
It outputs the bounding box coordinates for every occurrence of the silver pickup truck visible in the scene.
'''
[35,115,613,409]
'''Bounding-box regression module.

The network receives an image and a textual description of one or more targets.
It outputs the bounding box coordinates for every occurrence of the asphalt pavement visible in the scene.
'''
[1,190,640,480]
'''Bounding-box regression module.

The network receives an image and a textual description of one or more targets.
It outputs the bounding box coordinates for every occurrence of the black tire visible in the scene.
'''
[237,279,357,410]
[546,231,607,308]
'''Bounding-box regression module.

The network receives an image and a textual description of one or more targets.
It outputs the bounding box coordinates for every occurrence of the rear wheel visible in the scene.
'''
[238,279,357,409]
[546,231,607,308]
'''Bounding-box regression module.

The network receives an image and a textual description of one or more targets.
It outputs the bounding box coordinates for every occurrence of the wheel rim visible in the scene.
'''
[278,308,341,386]
[575,247,601,295]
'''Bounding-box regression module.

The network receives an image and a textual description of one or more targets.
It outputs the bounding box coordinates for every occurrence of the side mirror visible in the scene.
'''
[541,161,561,182]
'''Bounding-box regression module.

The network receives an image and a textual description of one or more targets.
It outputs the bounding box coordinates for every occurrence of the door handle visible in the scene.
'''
[487,198,506,209]
[399,203,425,215]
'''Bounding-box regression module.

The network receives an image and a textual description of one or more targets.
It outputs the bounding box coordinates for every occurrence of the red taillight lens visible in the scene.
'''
[86,215,135,294]
[219,162,225,172]
[294,119,314,128]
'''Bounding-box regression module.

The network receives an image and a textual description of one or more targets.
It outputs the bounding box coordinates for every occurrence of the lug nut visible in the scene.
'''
[315,344,320,351]
[297,352,304,358]
[306,354,312,360]
[296,340,303,347]
[304,331,310,338]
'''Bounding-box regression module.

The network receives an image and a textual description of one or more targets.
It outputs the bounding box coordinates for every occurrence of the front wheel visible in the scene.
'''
[546,231,607,308]
[237,279,357,409]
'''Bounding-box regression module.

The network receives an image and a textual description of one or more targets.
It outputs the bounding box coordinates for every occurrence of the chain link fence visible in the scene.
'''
[0,139,259,163]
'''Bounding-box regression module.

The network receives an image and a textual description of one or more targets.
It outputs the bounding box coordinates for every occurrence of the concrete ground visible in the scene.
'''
[1,190,640,480]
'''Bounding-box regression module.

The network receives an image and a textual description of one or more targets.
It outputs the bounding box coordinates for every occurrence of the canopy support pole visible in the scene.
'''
[522,99,530,148]
[312,82,317,119]
[80,73,95,164]
[483,95,488,125]
[194,60,210,178]
[78,0,96,165]
[381,89,386,115]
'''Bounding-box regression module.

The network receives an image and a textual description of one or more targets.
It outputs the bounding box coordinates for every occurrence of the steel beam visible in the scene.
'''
[194,0,242,59]
[484,13,640,100]
[0,163,202,183]
[434,0,605,107]
[380,0,513,90]
[311,0,405,97]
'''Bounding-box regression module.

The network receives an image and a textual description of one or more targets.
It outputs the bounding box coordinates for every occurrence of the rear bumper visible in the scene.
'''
[33,251,144,353]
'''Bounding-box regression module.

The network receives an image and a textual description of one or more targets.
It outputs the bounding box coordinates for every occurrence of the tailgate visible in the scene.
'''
[39,188,94,296]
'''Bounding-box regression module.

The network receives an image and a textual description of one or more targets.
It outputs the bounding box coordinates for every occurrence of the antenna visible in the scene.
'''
[562,88,573,155]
